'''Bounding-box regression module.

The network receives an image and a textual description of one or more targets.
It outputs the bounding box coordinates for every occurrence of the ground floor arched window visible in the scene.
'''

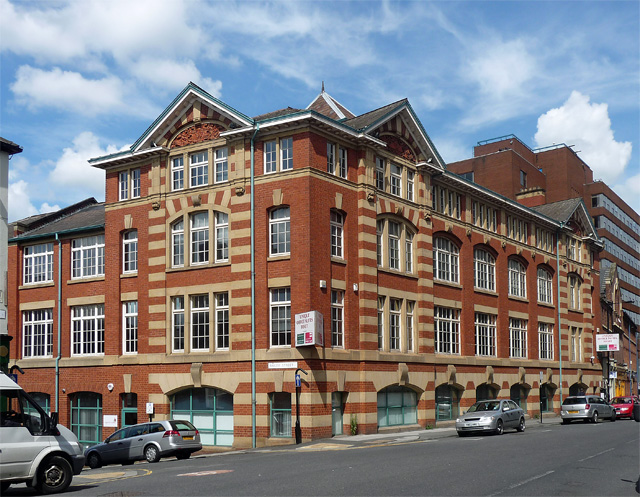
[377,386,417,427]
[476,384,497,401]
[171,388,234,446]
[26,392,50,415]
[569,383,586,396]
[540,384,553,412]
[510,384,528,412]
[435,384,460,421]
[70,392,102,447]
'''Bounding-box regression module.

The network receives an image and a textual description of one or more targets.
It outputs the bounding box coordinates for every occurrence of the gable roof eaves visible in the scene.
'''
[130,82,254,153]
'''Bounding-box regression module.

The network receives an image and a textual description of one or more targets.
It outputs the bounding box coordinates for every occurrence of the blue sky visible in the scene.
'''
[1,0,638,222]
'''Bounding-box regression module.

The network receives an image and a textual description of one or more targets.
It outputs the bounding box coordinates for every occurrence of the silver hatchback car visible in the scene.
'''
[561,395,616,424]
[84,420,202,468]
[456,399,526,436]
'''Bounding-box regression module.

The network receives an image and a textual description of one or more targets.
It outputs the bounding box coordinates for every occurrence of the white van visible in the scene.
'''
[0,373,84,494]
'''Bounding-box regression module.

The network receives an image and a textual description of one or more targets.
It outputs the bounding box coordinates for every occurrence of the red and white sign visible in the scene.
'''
[596,334,620,352]
[295,311,324,347]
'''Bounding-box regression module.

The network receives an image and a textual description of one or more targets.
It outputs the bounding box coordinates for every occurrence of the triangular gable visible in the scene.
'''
[132,82,253,152]
[565,200,599,240]
[306,90,356,120]
[350,101,445,169]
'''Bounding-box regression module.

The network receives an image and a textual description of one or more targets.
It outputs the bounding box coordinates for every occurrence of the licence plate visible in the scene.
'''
[183,436,194,440]
[568,410,578,414]
[468,423,479,427]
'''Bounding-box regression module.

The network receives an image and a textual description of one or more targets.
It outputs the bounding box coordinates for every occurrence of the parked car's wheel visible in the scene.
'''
[457,431,468,437]
[562,419,570,425]
[176,451,191,460]
[495,419,504,435]
[144,444,160,463]
[591,411,599,423]
[517,417,525,432]
[36,455,73,494]
[1,482,11,493]
[87,452,102,469]
[610,411,616,422]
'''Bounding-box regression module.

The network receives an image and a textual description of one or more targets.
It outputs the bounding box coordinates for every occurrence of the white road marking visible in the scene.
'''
[488,470,555,496]
[578,447,615,462]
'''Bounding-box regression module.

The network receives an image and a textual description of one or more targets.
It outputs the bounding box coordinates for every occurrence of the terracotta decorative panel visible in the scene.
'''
[171,123,223,148]
[382,135,416,162]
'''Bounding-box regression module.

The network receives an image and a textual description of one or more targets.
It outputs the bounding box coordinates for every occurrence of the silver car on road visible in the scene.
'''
[560,395,616,424]
[456,399,526,436]
[84,419,202,468]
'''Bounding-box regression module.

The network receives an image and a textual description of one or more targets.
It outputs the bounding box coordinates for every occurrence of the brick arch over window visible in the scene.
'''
[376,200,421,230]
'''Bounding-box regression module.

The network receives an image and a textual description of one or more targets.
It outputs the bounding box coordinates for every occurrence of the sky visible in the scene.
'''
[1,0,638,222]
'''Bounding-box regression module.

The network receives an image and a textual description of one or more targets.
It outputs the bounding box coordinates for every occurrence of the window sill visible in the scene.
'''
[508,295,529,304]
[166,261,232,273]
[331,257,346,265]
[121,272,137,279]
[377,267,418,280]
[537,301,555,309]
[568,308,584,315]
[434,280,462,289]
[474,288,498,297]
[20,281,55,290]
[268,255,291,262]
[67,276,105,285]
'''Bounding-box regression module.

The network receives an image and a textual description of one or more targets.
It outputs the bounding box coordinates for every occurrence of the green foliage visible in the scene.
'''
[350,414,358,435]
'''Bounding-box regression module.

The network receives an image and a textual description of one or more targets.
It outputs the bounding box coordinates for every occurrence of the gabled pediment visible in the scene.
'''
[343,100,445,169]
[132,82,253,152]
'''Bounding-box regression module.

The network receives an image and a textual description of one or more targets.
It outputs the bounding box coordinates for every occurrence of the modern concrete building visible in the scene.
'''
[7,85,604,449]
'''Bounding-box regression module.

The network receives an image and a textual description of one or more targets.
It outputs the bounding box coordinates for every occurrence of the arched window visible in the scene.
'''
[537,267,553,304]
[330,210,344,259]
[435,384,460,421]
[376,218,415,273]
[476,384,497,401]
[433,237,459,283]
[190,212,209,265]
[270,207,290,256]
[510,384,528,412]
[171,388,234,446]
[171,220,184,267]
[377,386,417,427]
[70,392,102,447]
[568,273,582,310]
[508,258,526,298]
[474,248,495,291]
[25,392,50,415]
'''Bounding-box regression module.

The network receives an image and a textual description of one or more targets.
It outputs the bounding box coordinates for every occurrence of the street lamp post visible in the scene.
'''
[295,368,308,444]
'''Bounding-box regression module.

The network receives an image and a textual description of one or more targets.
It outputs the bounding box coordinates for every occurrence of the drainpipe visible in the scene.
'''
[250,123,259,448]
[54,233,62,413]
[555,227,563,404]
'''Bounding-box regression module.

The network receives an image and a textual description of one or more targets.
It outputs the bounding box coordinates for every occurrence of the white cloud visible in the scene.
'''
[8,180,39,220]
[8,181,58,222]
[11,66,126,115]
[48,132,116,196]
[465,39,536,98]
[130,57,222,97]
[534,91,632,184]
[611,172,640,212]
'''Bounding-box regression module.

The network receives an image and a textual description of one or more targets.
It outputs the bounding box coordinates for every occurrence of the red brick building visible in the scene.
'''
[7,85,603,449]
[449,135,639,397]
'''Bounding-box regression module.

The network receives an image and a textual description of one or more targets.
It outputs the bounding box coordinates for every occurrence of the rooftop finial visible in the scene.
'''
[322,81,325,93]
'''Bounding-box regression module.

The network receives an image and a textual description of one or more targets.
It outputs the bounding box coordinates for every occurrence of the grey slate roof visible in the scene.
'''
[10,198,104,242]
[254,107,303,121]
[342,99,408,132]
[531,197,583,223]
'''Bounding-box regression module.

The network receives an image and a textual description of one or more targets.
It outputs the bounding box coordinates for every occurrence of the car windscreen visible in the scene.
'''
[562,397,586,405]
[467,401,500,412]
[611,397,631,404]
[170,420,196,431]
